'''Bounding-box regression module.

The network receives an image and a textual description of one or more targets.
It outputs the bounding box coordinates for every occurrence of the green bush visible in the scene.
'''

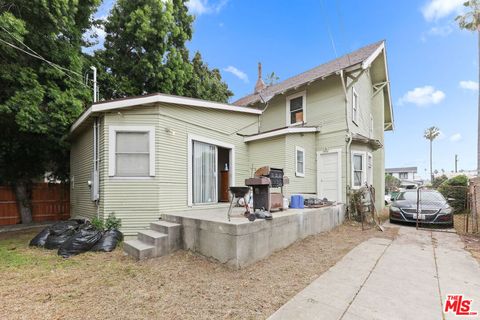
[438,175,468,213]
[91,217,104,231]
[432,174,448,189]
[105,212,122,230]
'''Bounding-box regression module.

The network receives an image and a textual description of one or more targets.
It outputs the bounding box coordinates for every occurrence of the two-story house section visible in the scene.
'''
[235,40,394,211]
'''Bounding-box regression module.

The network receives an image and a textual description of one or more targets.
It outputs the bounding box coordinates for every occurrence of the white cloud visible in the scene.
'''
[421,0,464,21]
[459,80,479,91]
[420,24,454,42]
[450,133,462,142]
[398,86,446,106]
[187,0,228,15]
[223,66,249,83]
[428,24,453,36]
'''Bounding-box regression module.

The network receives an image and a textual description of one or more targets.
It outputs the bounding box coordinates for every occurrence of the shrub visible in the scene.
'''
[91,217,104,231]
[438,175,468,213]
[105,213,122,230]
[432,174,448,189]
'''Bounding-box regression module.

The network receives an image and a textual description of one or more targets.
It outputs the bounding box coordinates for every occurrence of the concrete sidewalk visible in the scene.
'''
[268,225,480,320]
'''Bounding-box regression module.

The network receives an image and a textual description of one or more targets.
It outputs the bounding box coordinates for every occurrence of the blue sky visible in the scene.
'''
[94,0,478,179]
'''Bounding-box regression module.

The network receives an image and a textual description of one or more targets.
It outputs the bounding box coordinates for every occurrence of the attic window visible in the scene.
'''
[286,91,306,125]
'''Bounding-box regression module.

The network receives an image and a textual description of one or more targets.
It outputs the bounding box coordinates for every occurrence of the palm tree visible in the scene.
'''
[456,1,480,176]
[424,126,440,182]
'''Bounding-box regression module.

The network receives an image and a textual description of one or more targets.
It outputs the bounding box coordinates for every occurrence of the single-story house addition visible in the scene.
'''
[69,40,394,263]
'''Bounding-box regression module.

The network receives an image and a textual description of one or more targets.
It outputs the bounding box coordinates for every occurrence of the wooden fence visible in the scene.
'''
[0,183,70,226]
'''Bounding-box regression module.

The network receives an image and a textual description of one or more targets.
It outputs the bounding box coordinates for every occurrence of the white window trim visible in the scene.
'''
[352,87,359,125]
[286,91,307,126]
[187,134,235,207]
[108,126,155,178]
[295,146,305,177]
[351,151,366,189]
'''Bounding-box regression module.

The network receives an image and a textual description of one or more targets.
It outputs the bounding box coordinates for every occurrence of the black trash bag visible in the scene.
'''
[44,220,81,250]
[91,229,124,252]
[58,225,102,258]
[29,227,51,247]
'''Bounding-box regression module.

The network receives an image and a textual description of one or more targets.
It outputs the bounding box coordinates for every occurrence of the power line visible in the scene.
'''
[0,38,89,88]
[0,26,90,88]
[320,0,338,58]
[0,24,84,78]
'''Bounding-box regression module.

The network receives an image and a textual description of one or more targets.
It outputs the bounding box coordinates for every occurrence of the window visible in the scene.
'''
[399,172,408,179]
[353,154,363,187]
[286,91,306,125]
[295,146,305,177]
[352,88,359,124]
[108,126,155,177]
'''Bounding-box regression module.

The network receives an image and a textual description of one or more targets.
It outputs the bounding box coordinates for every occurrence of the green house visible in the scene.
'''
[69,40,394,235]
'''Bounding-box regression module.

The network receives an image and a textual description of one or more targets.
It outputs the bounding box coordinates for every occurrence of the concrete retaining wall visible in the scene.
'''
[163,204,345,269]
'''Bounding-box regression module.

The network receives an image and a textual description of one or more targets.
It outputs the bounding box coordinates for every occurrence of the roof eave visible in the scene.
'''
[70,94,262,135]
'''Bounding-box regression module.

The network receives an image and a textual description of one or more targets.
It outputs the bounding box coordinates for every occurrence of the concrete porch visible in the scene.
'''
[159,204,345,268]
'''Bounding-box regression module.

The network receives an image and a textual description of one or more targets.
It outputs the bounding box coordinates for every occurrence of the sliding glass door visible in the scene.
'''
[192,141,218,204]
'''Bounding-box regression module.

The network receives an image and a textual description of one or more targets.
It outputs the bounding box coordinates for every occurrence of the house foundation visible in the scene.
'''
[162,204,345,269]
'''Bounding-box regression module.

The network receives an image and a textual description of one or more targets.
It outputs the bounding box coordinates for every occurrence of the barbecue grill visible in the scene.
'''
[245,166,289,212]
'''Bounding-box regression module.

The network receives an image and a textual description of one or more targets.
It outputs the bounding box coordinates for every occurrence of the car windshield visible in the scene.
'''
[397,191,446,202]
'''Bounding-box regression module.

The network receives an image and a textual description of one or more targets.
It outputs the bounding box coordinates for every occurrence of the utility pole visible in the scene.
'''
[90,66,97,102]
[455,154,458,173]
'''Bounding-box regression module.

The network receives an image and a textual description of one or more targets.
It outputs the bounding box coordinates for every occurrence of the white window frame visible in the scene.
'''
[351,151,366,189]
[286,91,306,126]
[352,87,359,125]
[108,126,155,178]
[399,172,408,179]
[187,134,235,207]
[295,146,305,177]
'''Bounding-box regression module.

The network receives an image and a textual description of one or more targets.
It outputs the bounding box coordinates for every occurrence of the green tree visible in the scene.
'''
[96,0,232,102]
[457,1,480,176]
[424,126,440,183]
[431,174,448,188]
[264,71,279,86]
[385,174,400,193]
[0,1,100,223]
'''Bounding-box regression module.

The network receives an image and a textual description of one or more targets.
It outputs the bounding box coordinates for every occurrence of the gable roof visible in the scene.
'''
[233,40,385,107]
[70,92,261,134]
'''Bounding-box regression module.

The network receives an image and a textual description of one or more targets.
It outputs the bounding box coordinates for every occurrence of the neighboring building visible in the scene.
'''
[69,40,394,234]
[386,167,417,181]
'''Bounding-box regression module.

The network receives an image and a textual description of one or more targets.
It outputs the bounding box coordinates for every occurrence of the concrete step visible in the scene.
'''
[151,221,182,252]
[123,239,155,260]
[137,230,168,257]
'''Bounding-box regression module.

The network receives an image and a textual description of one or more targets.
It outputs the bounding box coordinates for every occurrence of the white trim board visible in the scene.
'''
[108,125,156,178]
[244,127,317,142]
[187,134,236,207]
[71,93,262,134]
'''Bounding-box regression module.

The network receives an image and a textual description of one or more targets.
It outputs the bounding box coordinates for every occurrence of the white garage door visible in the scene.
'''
[317,150,341,202]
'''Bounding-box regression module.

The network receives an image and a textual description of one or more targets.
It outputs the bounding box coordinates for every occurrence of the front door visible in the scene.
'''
[192,141,218,204]
[317,150,341,202]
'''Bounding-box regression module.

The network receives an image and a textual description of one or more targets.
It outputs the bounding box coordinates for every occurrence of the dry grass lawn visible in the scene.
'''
[0,222,398,320]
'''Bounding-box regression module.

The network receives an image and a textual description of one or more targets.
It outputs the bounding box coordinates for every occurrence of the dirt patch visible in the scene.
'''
[0,222,398,320]
[460,234,480,263]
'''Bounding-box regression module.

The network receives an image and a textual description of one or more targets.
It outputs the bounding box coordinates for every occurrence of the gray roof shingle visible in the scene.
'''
[233,40,384,107]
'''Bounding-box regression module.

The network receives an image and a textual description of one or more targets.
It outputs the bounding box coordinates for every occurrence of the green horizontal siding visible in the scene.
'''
[70,121,97,220]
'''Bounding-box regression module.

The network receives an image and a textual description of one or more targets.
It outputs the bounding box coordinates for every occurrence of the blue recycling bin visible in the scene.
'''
[290,194,304,209]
